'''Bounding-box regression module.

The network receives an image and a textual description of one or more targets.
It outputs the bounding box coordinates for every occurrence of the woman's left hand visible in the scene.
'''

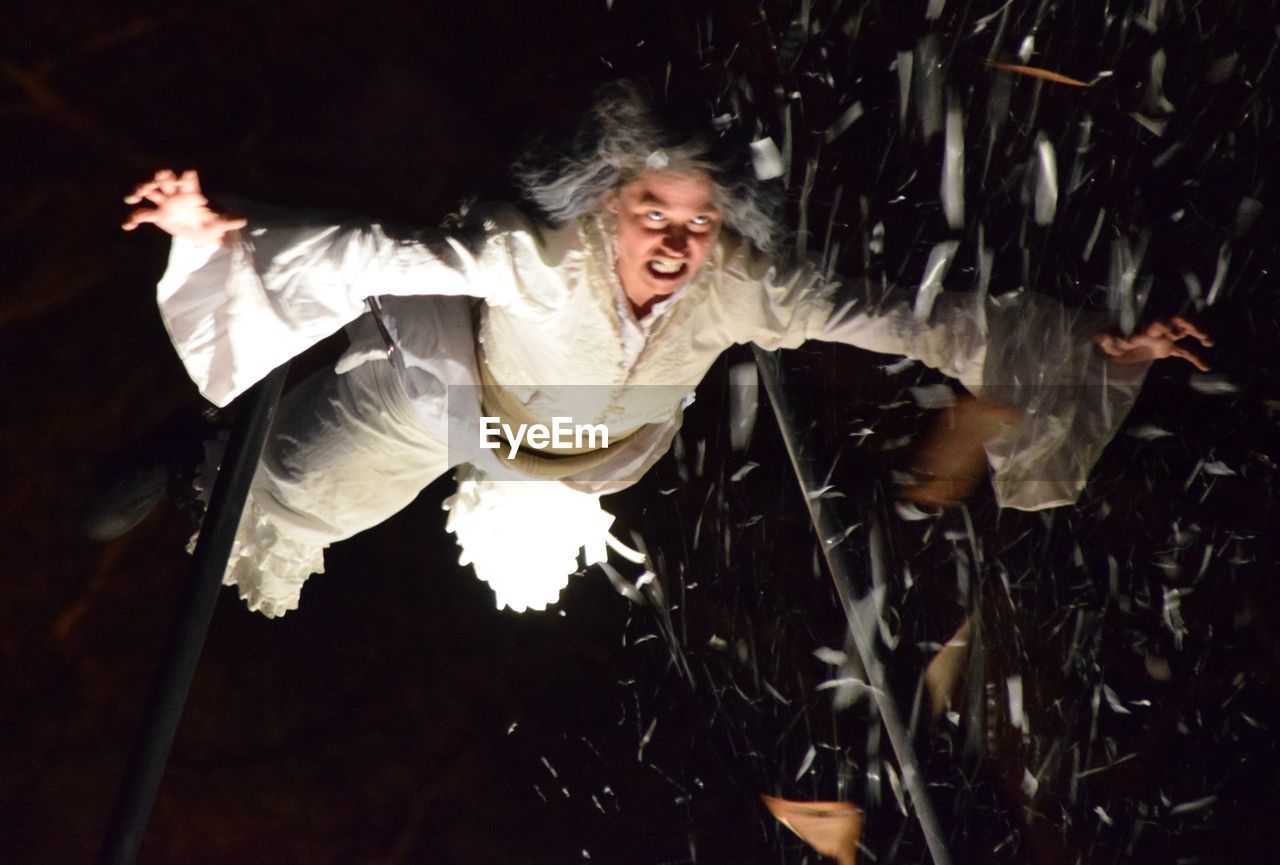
[1095,315,1213,371]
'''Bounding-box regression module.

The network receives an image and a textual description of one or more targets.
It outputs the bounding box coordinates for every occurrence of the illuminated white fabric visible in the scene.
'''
[443,466,615,613]
[157,206,1147,614]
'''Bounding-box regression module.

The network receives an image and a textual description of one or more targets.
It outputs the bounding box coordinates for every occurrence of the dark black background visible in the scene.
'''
[4,1,1280,863]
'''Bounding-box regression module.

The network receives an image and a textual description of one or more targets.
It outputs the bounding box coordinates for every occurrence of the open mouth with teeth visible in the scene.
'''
[647,258,687,279]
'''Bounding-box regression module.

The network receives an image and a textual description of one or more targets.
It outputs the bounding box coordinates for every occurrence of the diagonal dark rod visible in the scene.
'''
[98,363,290,865]
[752,347,953,865]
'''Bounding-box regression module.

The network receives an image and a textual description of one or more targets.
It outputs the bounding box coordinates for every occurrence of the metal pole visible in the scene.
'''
[752,347,953,865]
[98,363,290,865]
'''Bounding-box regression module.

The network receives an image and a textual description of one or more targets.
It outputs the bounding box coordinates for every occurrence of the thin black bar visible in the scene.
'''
[98,363,290,865]
[752,347,953,865]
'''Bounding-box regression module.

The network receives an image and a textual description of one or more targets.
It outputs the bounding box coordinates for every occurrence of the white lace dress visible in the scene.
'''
[156,205,1148,615]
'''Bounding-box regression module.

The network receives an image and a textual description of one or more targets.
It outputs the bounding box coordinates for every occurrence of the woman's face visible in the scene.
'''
[607,169,722,317]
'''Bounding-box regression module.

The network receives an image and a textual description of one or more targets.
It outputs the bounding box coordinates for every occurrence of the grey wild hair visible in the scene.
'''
[512,82,782,252]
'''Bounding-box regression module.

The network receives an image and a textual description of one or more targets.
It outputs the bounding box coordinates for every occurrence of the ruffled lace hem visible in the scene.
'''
[221,498,327,618]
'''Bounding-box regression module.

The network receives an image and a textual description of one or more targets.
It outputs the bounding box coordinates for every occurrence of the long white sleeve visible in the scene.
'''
[977,291,1149,509]
[719,243,1149,510]
[715,239,988,383]
[155,215,516,407]
[817,284,1149,509]
[814,286,988,388]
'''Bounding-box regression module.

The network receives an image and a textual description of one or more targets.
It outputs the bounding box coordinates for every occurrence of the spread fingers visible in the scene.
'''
[121,207,160,231]
[1169,315,1214,347]
[1170,345,1211,372]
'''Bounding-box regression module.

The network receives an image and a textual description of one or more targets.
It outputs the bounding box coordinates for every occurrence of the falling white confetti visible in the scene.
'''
[1083,207,1106,262]
[894,500,936,521]
[816,676,877,693]
[914,35,943,139]
[1126,423,1173,440]
[728,362,759,452]
[1188,374,1240,395]
[895,51,913,131]
[1107,232,1149,335]
[914,241,960,321]
[941,95,965,229]
[1102,684,1132,715]
[881,356,915,375]
[910,384,957,409]
[1033,133,1058,226]
[1169,795,1217,816]
[826,101,864,142]
[749,137,785,181]
[636,717,657,762]
[1143,49,1176,114]
[795,745,817,781]
[1008,675,1026,731]
[1206,242,1231,306]
[813,647,848,666]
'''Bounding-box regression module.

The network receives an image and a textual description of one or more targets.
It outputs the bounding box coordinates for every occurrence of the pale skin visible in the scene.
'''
[122,169,247,245]
[604,169,722,317]
[1095,317,1213,372]
[125,168,1213,506]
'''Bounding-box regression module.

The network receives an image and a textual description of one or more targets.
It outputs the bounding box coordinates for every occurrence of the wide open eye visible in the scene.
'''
[645,210,666,222]
[690,214,713,226]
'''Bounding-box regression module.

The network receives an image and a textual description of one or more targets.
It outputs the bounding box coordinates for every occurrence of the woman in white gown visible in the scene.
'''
[123,83,1208,617]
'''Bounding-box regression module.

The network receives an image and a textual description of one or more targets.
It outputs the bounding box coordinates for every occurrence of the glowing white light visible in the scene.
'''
[443,468,617,612]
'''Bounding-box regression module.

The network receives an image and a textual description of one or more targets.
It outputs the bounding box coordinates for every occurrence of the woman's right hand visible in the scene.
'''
[122,169,247,246]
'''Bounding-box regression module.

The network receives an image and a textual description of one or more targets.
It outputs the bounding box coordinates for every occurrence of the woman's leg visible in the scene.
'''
[225,357,455,617]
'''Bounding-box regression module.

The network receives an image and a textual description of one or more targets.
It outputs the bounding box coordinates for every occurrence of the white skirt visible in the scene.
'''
[220,295,669,617]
